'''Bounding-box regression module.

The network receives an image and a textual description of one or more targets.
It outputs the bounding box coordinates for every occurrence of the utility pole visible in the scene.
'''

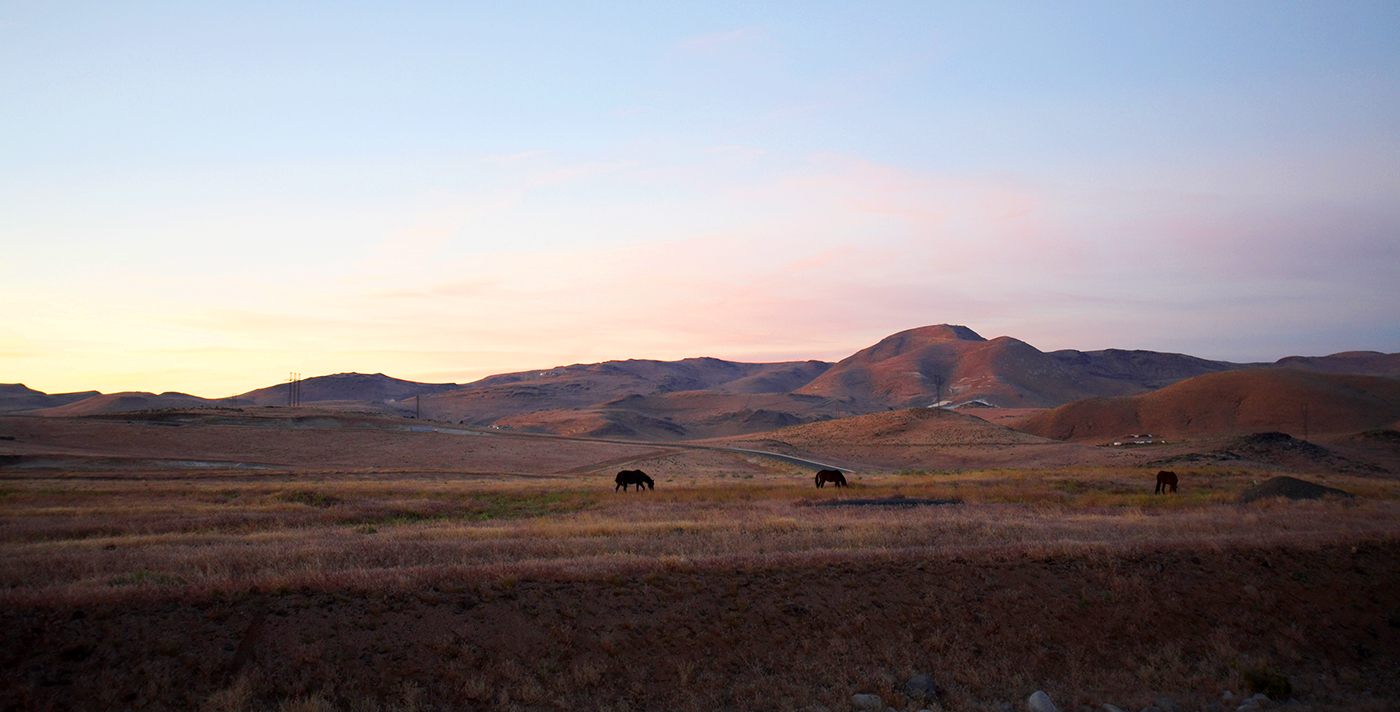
[932,374,945,408]
[1302,403,1309,442]
[416,394,421,419]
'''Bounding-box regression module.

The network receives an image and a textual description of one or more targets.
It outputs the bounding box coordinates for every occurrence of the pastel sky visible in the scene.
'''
[3,2,1398,397]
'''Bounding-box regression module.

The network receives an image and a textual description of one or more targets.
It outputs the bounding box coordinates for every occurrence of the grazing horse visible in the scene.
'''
[815,469,848,488]
[1155,470,1179,494]
[615,469,654,492]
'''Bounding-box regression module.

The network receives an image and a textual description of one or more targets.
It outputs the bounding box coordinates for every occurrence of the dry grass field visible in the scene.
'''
[3,410,1400,712]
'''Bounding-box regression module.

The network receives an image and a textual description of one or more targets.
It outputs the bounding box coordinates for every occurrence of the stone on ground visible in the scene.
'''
[1028,690,1060,712]
[850,693,885,711]
[904,674,937,702]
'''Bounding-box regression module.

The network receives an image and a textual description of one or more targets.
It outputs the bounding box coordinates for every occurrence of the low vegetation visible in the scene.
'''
[3,466,1397,607]
[3,463,1398,711]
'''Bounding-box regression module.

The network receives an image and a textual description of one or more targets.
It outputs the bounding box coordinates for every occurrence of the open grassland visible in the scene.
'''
[3,466,1399,607]
[4,463,1400,712]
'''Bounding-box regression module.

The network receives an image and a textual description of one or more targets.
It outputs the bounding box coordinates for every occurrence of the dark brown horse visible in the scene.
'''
[815,469,848,488]
[615,469,654,492]
[1155,470,1179,494]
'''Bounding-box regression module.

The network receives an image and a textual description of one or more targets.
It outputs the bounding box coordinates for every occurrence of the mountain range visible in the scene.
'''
[6,325,1399,441]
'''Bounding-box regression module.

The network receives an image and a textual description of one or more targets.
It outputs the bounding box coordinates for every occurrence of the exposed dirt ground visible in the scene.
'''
[4,543,1398,712]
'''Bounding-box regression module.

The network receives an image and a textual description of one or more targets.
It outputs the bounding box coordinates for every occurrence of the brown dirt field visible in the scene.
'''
[0,411,668,477]
[3,541,1399,712]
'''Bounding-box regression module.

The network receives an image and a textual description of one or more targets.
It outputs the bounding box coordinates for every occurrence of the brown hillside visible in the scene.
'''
[717,406,1114,471]
[756,406,1051,448]
[495,391,880,440]
[424,358,832,426]
[232,372,462,406]
[32,391,216,417]
[795,325,1149,408]
[1273,351,1400,377]
[1016,370,1400,443]
[0,384,102,414]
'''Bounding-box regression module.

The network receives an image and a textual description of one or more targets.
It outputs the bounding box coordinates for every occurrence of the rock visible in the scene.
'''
[1284,699,1302,708]
[850,693,884,712]
[1205,703,1223,712]
[1102,705,1127,712]
[1236,695,1272,712]
[905,674,937,702]
[1138,707,1161,712]
[1154,698,1179,712]
[1028,690,1060,712]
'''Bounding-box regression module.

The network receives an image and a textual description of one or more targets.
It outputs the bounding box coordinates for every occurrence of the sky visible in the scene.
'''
[3,1,1398,398]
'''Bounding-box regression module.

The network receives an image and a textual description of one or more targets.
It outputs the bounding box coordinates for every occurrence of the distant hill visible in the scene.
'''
[1015,369,1400,443]
[232,372,463,407]
[792,325,1235,408]
[421,358,834,426]
[490,391,878,441]
[1047,348,1241,391]
[34,391,217,417]
[0,384,101,413]
[742,405,1053,449]
[8,326,1399,445]
[1271,351,1400,378]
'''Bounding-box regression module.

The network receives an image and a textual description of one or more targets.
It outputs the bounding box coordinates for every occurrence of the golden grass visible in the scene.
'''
[2,465,1397,607]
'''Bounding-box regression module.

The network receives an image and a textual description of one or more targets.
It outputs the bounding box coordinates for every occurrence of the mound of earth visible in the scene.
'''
[1225,432,1380,474]
[1240,475,1355,503]
[1152,431,1381,474]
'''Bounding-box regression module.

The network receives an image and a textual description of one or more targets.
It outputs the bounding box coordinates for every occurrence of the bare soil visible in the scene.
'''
[3,543,1398,712]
